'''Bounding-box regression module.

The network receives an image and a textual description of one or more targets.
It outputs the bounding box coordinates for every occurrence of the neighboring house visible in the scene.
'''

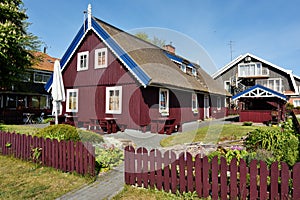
[212,53,300,103]
[46,5,229,132]
[0,51,55,123]
[212,53,300,123]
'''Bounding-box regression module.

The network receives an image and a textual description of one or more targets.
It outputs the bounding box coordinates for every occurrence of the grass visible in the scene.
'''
[160,123,277,147]
[0,124,39,135]
[0,155,93,200]
[113,185,205,200]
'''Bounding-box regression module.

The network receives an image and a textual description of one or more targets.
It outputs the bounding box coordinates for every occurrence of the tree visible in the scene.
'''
[0,0,40,89]
[135,32,165,48]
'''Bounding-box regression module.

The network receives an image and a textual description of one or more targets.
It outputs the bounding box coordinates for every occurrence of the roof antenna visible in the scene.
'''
[228,40,235,61]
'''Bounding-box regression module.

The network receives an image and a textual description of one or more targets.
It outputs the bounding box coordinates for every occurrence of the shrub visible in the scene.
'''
[208,146,248,164]
[245,128,299,166]
[35,124,103,143]
[95,144,123,173]
[77,129,104,144]
[242,121,253,126]
[285,102,294,111]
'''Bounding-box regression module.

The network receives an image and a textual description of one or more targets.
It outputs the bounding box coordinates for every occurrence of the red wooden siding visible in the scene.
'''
[0,131,95,176]
[61,30,227,130]
[240,110,272,122]
[125,146,300,199]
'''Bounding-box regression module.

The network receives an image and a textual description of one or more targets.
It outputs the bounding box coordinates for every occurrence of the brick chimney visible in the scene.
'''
[163,42,175,54]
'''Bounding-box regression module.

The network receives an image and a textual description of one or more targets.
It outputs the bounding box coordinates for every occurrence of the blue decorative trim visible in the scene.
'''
[45,18,150,90]
[91,19,150,86]
[45,20,87,91]
[232,84,287,100]
[164,52,183,63]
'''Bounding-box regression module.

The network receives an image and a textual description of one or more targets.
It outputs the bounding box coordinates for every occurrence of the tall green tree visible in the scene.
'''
[0,0,40,89]
[135,32,165,48]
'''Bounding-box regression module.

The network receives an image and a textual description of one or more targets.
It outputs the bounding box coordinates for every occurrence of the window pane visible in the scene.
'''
[32,96,39,108]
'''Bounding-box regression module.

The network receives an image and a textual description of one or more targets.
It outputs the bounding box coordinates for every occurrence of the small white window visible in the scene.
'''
[66,89,79,112]
[106,86,122,114]
[192,68,197,76]
[95,48,108,68]
[181,64,186,73]
[192,93,198,113]
[77,51,89,71]
[159,88,169,115]
[217,97,222,110]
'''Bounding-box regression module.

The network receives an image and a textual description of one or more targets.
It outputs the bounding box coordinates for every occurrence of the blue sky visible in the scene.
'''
[23,0,300,75]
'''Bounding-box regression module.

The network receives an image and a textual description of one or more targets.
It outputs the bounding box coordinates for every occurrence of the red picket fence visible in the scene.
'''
[124,146,300,199]
[0,131,95,176]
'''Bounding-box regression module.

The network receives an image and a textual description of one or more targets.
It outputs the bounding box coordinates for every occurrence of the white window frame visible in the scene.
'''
[33,72,51,84]
[159,88,169,116]
[224,81,230,92]
[192,93,198,113]
[106,86,122,114]
[66,89,79,112]
[192,68,197,76]
[256,78,282,92]
[181,64,187,73]
[238,62,268,77]
[77,51,89,71]
[293,100,300,107]
[217,97,222,110]
[94,48,108,69]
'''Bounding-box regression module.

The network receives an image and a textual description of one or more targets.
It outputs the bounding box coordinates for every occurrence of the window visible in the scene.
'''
[66,89,78,112]
[192,93,198,113]
[217,97,222,110]
[238,62,268,77]
[77,51,89,71]
[159,88,169,115]
[224,81,231,92]
[95,48,108,68]
[294,100,300,107]
[181,64,187,73]
[34,73,51,83]
[106,86,122,114]
[256,78,282,92]
[192,68,197,76]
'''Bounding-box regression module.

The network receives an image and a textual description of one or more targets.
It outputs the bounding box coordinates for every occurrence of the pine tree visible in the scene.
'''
[0,0,40,89]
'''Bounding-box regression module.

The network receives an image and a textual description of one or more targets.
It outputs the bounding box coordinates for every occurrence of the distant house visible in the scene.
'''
[212,53,300,123]
[46,5,230,132]
[0,51,56,123]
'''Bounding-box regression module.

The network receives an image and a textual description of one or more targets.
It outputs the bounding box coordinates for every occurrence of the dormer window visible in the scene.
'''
[181,64,187,73]
[192,68,197,76]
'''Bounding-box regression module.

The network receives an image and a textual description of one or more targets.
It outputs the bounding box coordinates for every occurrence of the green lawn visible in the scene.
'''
[160,123,277,147]
[113,185,204,200]
[0,124,39,135]
[0,155,93,200]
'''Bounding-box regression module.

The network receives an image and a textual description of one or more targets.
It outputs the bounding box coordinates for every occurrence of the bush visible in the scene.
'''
[95,144,123,173]
[243,121,253,126]
[245,128,299,166]
[77,129,104,144]
[35,124,103,143]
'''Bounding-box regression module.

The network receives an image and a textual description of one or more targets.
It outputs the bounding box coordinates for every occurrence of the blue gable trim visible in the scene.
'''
[91,19,150,86]
[232,84,287,101]
[45,18,151,91]
[45,21,87,91]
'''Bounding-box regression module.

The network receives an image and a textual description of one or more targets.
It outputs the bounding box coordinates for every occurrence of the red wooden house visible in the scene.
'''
[46,5,229,133]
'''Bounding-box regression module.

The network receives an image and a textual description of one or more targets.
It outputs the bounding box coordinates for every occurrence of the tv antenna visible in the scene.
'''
[228,40,235,61]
